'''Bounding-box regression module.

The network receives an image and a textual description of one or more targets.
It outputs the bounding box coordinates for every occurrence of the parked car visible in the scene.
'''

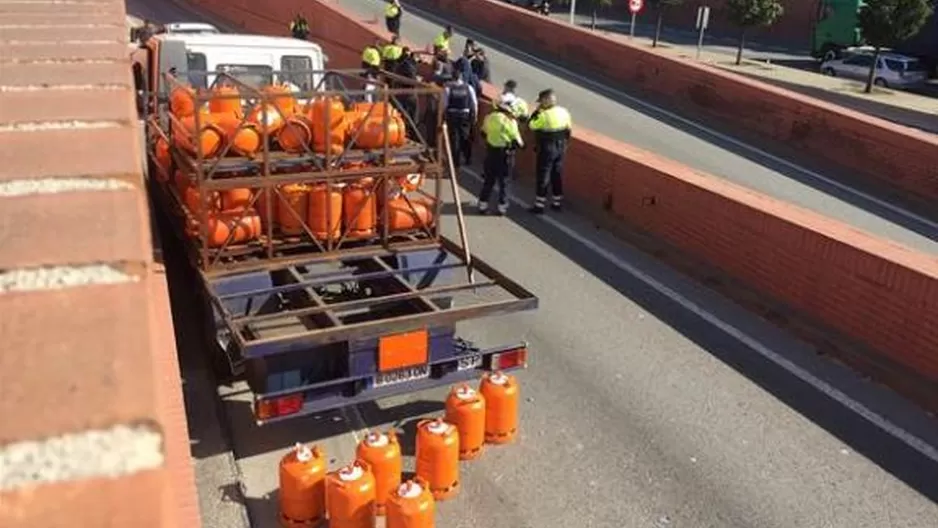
[820,50,929,89]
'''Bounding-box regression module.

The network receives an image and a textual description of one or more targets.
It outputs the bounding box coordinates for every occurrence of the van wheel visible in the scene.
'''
[874,78,888,88]
[822,67,836,76]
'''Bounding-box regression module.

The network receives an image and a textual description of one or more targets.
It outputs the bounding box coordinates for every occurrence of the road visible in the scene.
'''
[129,0,938,526]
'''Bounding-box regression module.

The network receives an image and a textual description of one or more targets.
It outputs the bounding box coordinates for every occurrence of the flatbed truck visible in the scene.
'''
[133,29,538,425]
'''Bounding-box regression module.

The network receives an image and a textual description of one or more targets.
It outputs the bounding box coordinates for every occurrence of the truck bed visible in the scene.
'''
[205,237,538,360]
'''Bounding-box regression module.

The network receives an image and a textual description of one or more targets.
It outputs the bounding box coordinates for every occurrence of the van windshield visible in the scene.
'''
[215,64,274,88]
[281,55,314,91]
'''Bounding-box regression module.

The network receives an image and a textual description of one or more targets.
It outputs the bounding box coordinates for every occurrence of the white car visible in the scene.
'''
[163,22,220,35]
[820,50,928,90]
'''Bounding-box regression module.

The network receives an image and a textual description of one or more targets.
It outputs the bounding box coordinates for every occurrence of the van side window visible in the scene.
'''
[281,55,313,90]
[188,52,208,88]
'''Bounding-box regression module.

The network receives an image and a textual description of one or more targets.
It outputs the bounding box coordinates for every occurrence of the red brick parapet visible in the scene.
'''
[0,1,200,526]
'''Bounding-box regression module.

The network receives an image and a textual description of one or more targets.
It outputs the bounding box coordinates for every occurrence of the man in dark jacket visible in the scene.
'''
[442,68,478,169]
[393,48,420,139]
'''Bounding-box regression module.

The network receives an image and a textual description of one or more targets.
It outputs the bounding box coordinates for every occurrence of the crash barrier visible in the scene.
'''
[409,0,938,203]
[278,373,521,526]
[193,0,938,409]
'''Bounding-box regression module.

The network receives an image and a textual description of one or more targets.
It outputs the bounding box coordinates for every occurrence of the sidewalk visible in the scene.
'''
[552,13,938,134]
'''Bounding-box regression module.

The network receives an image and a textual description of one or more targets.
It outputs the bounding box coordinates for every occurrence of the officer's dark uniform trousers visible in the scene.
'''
[445,83,473,169]
[481,145,515,210]
[534,129,569,208]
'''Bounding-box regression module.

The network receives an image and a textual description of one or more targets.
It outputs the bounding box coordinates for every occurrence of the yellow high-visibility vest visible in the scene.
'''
[528,106,572,132]
[482,112,523,149]
[382,44,403,61]
[433,33,450,52]
[385,3,401,18]
[362,46,382,67]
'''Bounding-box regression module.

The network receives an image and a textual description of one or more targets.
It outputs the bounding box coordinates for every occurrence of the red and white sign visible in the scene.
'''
[628,0,644,14]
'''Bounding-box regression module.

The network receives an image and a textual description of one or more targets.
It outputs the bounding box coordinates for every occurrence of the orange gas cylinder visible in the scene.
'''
[278,184,309,235]
[248,103,286,136]
[444,384,486,460]
[386,478,435,528]
[352,115,406,149]
[172,114,223,158]
[264,83,298,117]
[478,371,519,445]
[351,101,399,120]
[187,209,261,248]
[214,114,262,157]
[343,178,377,239]
[307,97,346,155]
[325,460,377,528]
[221,188,253,211]
[414,418,459,501]
[169,85,197,118]
[153,136,172,182]
[308,183,343,241]
[278,443,327,527]
[277,116,313,154]
[209,85,243,116]
[255,187,280,232]
[386,198,433,233]
[355,430,402,516]
[183,184,222,215]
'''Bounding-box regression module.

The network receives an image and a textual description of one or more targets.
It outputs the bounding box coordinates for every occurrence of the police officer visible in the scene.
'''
[500,80,529,122]
[392,47,419,138]
[478,101,524,215]
[361,39,382,75]
[381,34,404,71]
[527,89,572,213]
[442,68,478,169]
[433,25,454,57]
[289,14,310,40]
[385,0,403,35]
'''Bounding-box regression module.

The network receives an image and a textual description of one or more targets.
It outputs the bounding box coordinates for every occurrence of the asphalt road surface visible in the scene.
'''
[129,0,938,526]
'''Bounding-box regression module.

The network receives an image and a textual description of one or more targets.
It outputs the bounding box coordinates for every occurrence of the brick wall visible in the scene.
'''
[193,0,938,406]
[0,1,199,526]
[409,0,938,203]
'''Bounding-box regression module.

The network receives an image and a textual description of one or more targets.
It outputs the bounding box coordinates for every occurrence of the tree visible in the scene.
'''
[648,0,685,48]
[725,0,784,65]
[857,0,933,93]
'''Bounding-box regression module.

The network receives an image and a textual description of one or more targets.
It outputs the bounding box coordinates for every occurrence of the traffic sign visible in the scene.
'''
[628,0,643,14]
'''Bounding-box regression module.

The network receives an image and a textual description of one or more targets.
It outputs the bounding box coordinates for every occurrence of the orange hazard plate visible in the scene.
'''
[378,329,429,372]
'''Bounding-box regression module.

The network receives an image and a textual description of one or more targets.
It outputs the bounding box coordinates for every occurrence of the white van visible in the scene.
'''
[135,32,328,104]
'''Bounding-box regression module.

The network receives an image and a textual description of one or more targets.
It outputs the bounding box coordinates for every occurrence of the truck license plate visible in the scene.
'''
[373,365,431,388]
[457,354,483,371]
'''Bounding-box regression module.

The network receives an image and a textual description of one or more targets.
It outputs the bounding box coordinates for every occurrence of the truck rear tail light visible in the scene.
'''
[491,347,528,370]
[255,394,304,421]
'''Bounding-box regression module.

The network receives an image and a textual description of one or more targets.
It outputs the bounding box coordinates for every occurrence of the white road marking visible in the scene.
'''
[463,167,938,464]
[404,2,938,233]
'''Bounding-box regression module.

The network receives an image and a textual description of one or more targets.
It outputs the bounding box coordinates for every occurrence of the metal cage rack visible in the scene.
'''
[145,68,461,275]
